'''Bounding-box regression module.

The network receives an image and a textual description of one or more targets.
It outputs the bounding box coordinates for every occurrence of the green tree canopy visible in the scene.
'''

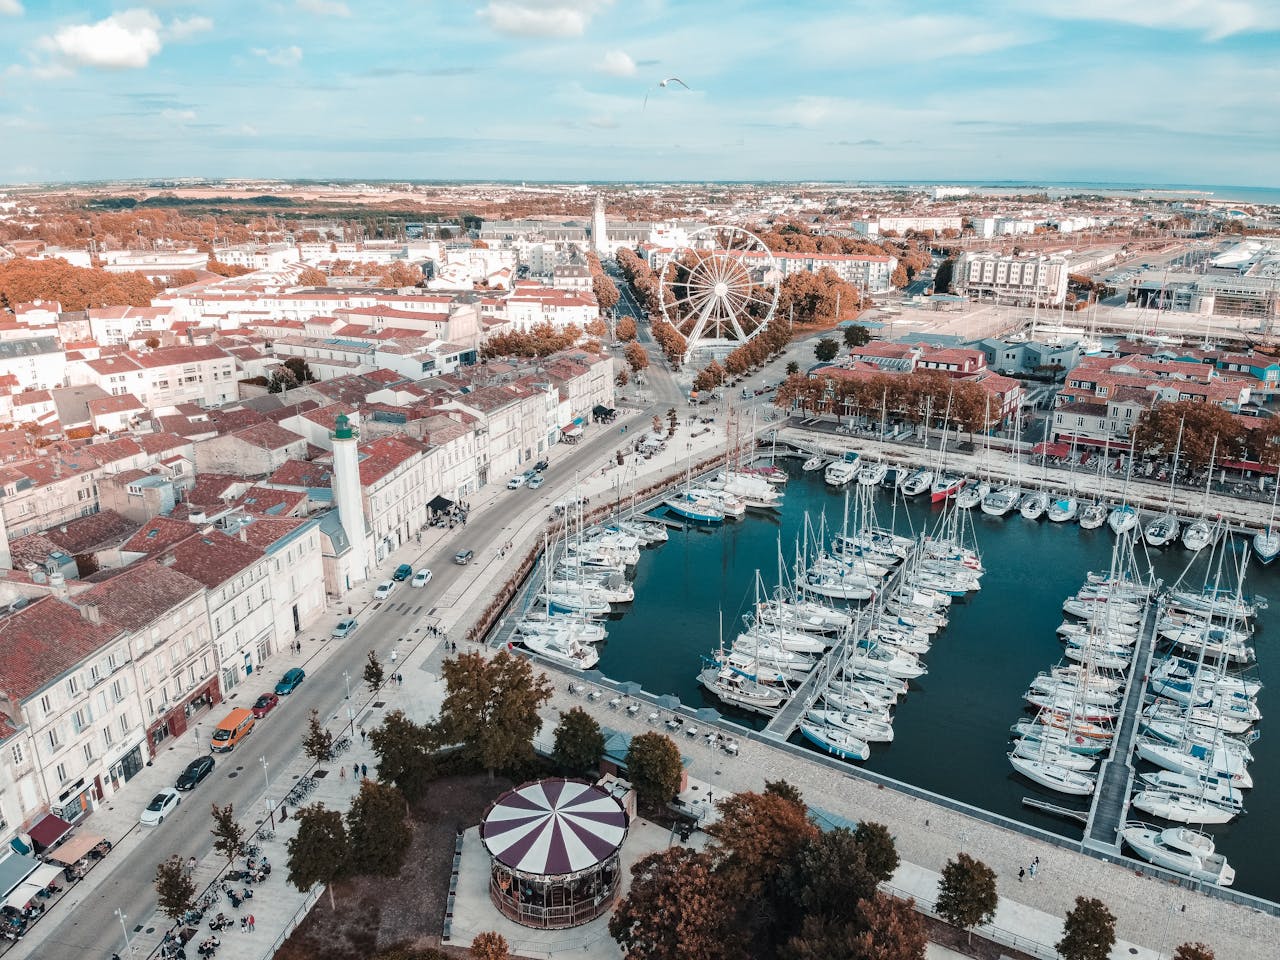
[303,708,335,764]
[364,649,385,691]
[814,338,840,362]
[843,324,872,348]
[553,707,605,775]
[624,732,683,811]
[935,852,998,944]
[209,802,245,869]
[1057,896,1117,960]
[438,649,552,778]
[286,803,350,910]
[853,821,900,883]
[346,779,412,877]
[786,828,877,925]
[368,709,439,802]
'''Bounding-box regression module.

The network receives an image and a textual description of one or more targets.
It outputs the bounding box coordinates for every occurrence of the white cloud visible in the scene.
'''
[479,1,613,38]
[0,1,24,17]
[166,16,214,41]
[161,108,196,123]
[40,9,164,70]
[595,49,635,76]
[1041,0,1279,40]
[238,123,259,136]
[253,45,304,67]
[297,0,351,16]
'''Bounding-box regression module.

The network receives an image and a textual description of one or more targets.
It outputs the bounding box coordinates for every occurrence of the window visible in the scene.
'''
[67,675,80,697]
[82,743,94,763]
[102,725,113,748]
[39,694,52,717]
[119,713,130,735]
[111,679,126,704]
[11,744,23,765]
[47,728,61,751]
[55,762,68,783]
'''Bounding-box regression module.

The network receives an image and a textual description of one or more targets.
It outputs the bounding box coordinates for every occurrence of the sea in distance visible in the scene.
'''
[589,462,1278,903]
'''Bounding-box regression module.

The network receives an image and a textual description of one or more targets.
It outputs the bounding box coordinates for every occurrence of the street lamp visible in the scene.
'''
[114,907,132,956]
[259,755,269,793]
[343,670,351,700]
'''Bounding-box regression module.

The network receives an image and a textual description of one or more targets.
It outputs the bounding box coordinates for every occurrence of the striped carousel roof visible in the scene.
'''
[480,779,628,876]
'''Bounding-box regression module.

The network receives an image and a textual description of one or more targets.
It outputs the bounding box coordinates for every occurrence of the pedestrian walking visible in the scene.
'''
[397,672,403,686]
[360,728,366,744]
[1018,868,1025,882]
[1029,861,1038,879]
[339,766,346,781]
[248,914,255,932]
[390,650,398,664]
[186,856,196,876]
[361,763,368,778]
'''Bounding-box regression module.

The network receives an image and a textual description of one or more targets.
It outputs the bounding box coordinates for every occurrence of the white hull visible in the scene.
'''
[1008,754,1095,795]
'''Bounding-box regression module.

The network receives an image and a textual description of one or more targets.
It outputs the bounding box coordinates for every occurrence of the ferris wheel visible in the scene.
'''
[658,226,780,363]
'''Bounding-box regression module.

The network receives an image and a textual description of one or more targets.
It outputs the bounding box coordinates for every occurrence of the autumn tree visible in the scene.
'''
[0,257,158,312]
[153,854,197,923]
[786,827,876,925]
[470,931,511,960]
[438,649,552,778]
[346,779,412,877]
[378,260,421,288]
[303,708,335,764]
[206,257,253,277]
[368,709,439,802]
[616,368,630,387]
[209,803,245,869]
[1133,399,1246,468]
[298,267,328,286]
[286,803,350,910]
[814,338,840,362]
[616,316,637,341]
[586,317,609,338]
[364,649,385,691]
[1172,944,1214,960]
[781,894,926,960]
[624,732,683,811]
[935,853,998,945]
[593,273,620,313]
[854,820,900,883]
[609,847,737,960]
[553,707,605,776]
[625,342,650,373]
[1057,896,1117,960]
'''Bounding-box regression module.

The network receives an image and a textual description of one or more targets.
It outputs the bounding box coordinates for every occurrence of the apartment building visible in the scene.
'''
[952,252,1069,306]
[0,337,66,393]
[69,345,237,410]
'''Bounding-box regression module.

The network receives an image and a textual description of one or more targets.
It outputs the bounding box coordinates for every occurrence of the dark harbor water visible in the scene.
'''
[592,463,1278,903]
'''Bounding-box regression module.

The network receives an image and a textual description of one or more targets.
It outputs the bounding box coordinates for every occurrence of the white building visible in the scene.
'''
[952,252,1069,306]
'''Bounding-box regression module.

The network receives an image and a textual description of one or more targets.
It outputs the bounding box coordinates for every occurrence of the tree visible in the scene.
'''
[616,368,630,387]
[787,828,876,924]
[282,356,314,385]
[298,267,328,286]
[609,847,737,960]
[616,316,637,341]
[364,649,385,691]
[934,853,998,945]
[1173,944,1215,960]
[438,649,552,778]
[153,854,196,923]
[1133,400,1247,469]
[853,821,900,883]
[470,931,510,960]
[624,732,683,811]
[1057,896,1117,960]
[814,338,840,362]
[843,324,871,348]
[346,779,412,877]
[144,335,160,349]
[368,709,438,802]
[303,708,335,763]
[593,273,620,313]
[586,317,609,338]
[625,342,650,373]
[210,802,245,869]
[0,257,158,312]
[553,707,605,775]
[763,779,805,807]
[786,360,800,375]
[286,803,350,910]
[781,894,926,960]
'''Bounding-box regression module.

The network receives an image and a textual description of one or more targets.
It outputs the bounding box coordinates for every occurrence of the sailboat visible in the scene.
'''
[1182,438,1217,552]
[1048,436,1080,522]
[800,721,871,761]
[1253,477,1280,564]
[1107,432,1140,534]
[1145,419,1184,548]
[1008,752,1096,795]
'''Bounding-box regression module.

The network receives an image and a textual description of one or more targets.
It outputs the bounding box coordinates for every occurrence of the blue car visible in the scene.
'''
[274,668,305,695]
[392,564,413,582]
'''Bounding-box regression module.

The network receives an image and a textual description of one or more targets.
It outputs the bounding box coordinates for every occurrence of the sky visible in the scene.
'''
[0,1,1278,186]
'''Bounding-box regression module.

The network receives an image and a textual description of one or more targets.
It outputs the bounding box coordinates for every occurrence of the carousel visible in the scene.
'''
[479,778,629,929]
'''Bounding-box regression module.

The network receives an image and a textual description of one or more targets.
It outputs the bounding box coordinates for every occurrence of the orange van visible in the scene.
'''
[210,708,255,753]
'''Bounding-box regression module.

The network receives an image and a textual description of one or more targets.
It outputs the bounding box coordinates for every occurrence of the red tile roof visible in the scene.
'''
[165,533,264,589]
[0,598,123,702]
[44,509,139,553]
[71,561,203,631]
[358,435,426,486]
[266,459,333,489]
[122,517,199,554]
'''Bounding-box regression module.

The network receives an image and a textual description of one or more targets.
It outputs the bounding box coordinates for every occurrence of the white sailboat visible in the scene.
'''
[1253,477,1280,564]
[1182,438,1218,552]
[1008,753,1096,795]
[1145,418,1184,548]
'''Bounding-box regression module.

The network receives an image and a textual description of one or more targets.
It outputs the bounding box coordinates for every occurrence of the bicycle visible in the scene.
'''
[257,828,274,842]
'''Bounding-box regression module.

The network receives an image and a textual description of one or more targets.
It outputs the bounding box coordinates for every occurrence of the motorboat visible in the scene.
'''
[1019,490,1048,521]
[1135,738,1253,788]
[1107,504,1138,535]
[1121,822,1235,885]
[802,454,828,472]
[1182,519,1214,552]
[512,633,599,670]
[930,473,966,503]
[806,709,895,742]
[1078,502,1107,529]
[1008,754,1096,795]
[698,664,786,715]
[980,486,1020,516]
[664,491,725,523]
[799,721,871,761]
[1047,495,1079,523]
[824,460,859,486]
[858,460,888,486]
[539,590,612,617]
[899,469,934,497]
[513,616,607,646]
[687,487,746,518]
[705,471,783,509]
[1139,770,1247,805]
[867,627,931,657]
[1144,513,1181,548]
[850,640,926,679]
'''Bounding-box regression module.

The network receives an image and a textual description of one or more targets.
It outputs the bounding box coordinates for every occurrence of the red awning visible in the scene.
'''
[1033,442,1071,457]
[1056,434,1129,451]
[28,813,72,850]
[1219,458,1278,476]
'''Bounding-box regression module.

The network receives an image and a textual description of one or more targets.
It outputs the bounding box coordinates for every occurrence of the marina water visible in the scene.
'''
[594,462,1277,902]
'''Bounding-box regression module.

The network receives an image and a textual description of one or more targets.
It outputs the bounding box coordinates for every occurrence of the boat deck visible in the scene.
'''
[1084,588,1162,851]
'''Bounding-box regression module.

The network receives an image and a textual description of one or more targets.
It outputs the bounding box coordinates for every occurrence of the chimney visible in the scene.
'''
[239,528,248,543]
[159,554,177,567]
[81,602,101,625]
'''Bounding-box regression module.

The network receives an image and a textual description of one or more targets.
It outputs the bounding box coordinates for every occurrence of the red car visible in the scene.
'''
[251,693,279,718]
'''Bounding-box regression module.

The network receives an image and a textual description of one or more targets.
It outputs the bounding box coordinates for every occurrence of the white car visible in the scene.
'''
[373,581,395,600]
[507,475,526,489]
[140,787,181,825]
[411,568,433,588]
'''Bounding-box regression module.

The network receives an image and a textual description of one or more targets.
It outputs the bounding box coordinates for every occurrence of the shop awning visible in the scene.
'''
[0,853,38,898]
[28,813,71,851]
[46,832,104,866]
[592,405,615,419]
[428,494,454,512]
[561,423,583,437]
[8,837,29,856]
[1033,441,1071,457]
[2,863,62,910]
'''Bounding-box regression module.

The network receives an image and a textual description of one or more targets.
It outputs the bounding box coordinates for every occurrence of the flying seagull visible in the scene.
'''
[644,77,690,110]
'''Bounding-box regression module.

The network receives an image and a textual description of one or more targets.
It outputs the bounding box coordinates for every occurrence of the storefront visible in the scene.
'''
[145,677,221,757]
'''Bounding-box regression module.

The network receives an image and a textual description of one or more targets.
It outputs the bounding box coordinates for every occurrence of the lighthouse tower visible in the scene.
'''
[592,193,608,256]
[331,413,369,585]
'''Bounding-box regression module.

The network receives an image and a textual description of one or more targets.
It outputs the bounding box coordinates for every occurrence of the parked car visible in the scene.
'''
[411,568,433,588]
[392,563,413,582]
[175,756,215,792]
[522,468,537,481]
[373,581,395,600]
[332,618,358,639]
[534,459,549,472]
[528,475,544,490]
[454,549,474,565]
[140,788,181,825]
[275,667,306,694]
[507,475,526,489]
[251,693,279,718]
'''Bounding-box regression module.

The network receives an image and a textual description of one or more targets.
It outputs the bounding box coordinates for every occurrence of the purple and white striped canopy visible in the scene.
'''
[481,779,628,876]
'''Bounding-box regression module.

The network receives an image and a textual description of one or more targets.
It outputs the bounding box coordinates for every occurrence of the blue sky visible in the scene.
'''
[0,1,1277,186]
